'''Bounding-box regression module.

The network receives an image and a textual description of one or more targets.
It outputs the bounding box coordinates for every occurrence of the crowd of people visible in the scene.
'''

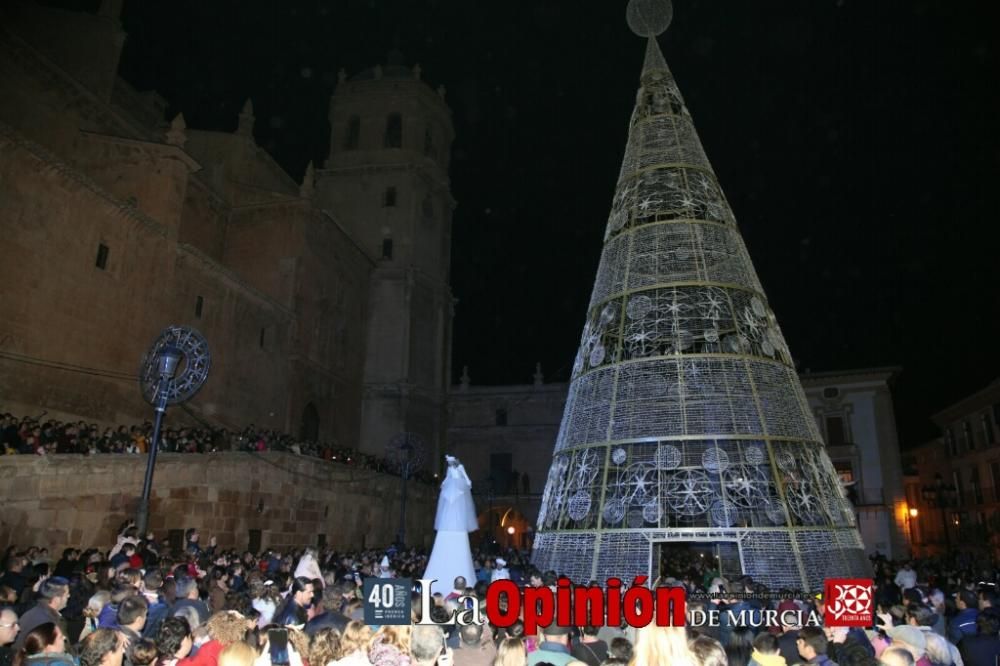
[0,413,436,484]
[0,521,998,666]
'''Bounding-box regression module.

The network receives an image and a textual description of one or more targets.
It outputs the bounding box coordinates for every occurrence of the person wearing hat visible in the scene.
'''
[490,559,510,583]
[885,625,931,666]
[527,623,574,666]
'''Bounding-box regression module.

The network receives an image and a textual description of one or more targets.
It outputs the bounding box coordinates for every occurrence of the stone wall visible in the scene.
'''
[0,452,436,553]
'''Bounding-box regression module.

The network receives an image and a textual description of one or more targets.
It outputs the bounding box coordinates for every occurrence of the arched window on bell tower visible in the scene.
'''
[384,113,402,148]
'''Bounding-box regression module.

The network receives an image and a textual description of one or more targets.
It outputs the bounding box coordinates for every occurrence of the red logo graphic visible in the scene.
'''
[823,578,873,627]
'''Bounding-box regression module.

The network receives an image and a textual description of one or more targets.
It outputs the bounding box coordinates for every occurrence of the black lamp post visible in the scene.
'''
[136,345,182,535]
[921,473,958,552]
[136,326,211,537]
[396,437,415,547]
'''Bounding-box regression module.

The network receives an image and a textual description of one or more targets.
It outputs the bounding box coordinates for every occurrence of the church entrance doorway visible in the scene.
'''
[651,539,743,584]
[300,402,319,441]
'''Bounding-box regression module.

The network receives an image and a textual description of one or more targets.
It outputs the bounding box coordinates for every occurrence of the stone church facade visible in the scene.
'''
[0,2,454,459]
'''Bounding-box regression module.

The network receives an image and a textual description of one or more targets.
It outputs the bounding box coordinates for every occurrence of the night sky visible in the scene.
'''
[111,0,999,445]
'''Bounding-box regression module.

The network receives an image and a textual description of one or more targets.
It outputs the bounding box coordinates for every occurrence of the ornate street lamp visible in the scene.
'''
[136,326,211,535]
[388,432,424,547]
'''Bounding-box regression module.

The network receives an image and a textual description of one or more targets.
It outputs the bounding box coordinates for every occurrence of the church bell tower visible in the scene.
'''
[316,55,455,461]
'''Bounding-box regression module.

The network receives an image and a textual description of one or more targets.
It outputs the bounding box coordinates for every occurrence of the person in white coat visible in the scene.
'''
[423,455,478,592]
[294,548,323,582]
[491,558,510,583]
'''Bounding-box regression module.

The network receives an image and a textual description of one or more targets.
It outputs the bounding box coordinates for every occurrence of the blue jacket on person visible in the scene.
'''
[947,607,978,644]
[142,599,169,639]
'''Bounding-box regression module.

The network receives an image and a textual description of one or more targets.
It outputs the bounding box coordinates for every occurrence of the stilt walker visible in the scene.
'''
[423,455,477,590]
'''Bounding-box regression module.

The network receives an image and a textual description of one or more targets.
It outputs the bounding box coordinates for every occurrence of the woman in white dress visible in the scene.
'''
[423,455,478,591]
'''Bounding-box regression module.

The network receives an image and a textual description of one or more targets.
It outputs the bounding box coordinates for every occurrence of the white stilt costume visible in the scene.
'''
[423,455,477,591]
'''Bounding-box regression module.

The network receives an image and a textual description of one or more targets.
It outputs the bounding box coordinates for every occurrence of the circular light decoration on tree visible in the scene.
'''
[723,465,768,509]
[764,498,787,525]
[710,499,738,527]
[656,444,682,470]
[642,500,662,524]
[590,345,606,367]
[139,326,211,405]
[744,444,765,466]
[611,447,628,466]
[787,484,823,524]
[627,295,653,320]
[567,491,592,521]
[663,469,713,515]
[775,449,796,470]
[603,498,626,525]
[626,0,673,37]
[702,445,730,473]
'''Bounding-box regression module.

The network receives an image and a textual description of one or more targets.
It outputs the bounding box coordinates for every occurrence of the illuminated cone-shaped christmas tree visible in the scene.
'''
[531,0,870,591]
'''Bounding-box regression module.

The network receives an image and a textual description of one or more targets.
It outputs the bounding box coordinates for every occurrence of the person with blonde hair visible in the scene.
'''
[309,628,342,666]
[627,625,696,666]
[332,622,372,666]
[494,638,527,666]
[217,642,257,666]
[369,625,411,666]
[177,611,249,666]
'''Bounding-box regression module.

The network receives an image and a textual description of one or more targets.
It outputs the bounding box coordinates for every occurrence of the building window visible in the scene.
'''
[489,453,513,495]
[384,113,402,148]
[825,416,847,447]
[963,421,974,451]
[344,116,360,150]
[822,387,839,399]
[993,403,1000,428]
[954,470,964,506]
[195,295,204,318]
[983,414,996,445]
[946,428,957,456]
[495,408,508,426]
[381,238,393,260]
[95,243,109,269]
[424,127,434,156]
[991,462,1000,502]
[971,468,983,505]
[259,327,266,349]
[383,187,397,207]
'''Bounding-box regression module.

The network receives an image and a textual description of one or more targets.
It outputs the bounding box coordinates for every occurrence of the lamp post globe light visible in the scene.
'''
[136,326,211,535]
